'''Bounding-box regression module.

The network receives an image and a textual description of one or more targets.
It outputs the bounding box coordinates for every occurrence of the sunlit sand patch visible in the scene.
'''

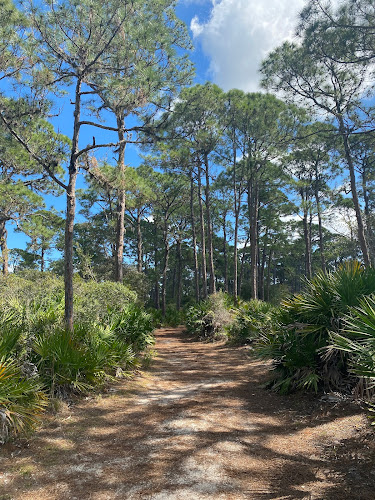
[41,436,75,451]
[174,455,236,494]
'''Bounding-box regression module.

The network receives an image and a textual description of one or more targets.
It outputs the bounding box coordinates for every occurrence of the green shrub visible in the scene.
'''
[0,357,47,442]
[330,295,375,390]
[32,328,105,395]
[74,279,137,323]
[227,300,277,345]
[108,305,154,352]
[0,273,154,440]
[256,261,375,393]
[186,293,233,340]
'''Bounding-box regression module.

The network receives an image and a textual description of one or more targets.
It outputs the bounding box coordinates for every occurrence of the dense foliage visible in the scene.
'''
[0,274,154,441]
[257,263,375,393]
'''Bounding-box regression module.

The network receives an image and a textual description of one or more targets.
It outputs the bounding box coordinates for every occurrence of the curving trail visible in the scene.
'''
[1,327,374,499]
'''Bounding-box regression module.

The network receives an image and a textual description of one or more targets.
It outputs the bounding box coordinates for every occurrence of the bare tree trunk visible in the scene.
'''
[115,111,126,282]
[0,220,8,276]
[41,246,45,273]
[259,228,268,301]
[301,188,312,278]
[223,211,228,292]
[64,78,82,331]
[266,248,274,302]
[176,238,182,310]
[161,219,169,317]
[136,208,143,273]
[233,208,239,301]
[238,236,249,297]
[197,163,207,299]
[338,116,370,266]
[204,153,216,294]
[362,166,374,265]
[314,172,326,273]
[154,223,160,310]
[248,180,259,299]
[190,171,199,302]
[233,143,239,302]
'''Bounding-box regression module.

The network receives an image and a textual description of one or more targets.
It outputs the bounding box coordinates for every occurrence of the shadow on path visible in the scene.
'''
[1,327,374,499]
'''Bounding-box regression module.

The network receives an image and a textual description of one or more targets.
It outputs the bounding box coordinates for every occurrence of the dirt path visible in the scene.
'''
[1,327,375,500]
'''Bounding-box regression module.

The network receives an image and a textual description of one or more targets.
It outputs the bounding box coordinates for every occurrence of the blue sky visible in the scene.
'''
[8,0,336,260]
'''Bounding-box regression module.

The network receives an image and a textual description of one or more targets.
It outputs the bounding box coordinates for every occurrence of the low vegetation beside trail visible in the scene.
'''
[0,272,154,443]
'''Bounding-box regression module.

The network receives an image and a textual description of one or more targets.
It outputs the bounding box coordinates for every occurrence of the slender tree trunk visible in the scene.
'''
[233,208,239,302]
[115,111,126,282]
[190,171,199,302]
[161,219,169,317]
[238,236,249,296]
[197,163,207,299]
[154,223,160,310]
[64,78,82,331]
[301,188,312,278]
[0,220,8,276]
[362,166,374,265]
[233,140,239,302]
[266,248,273,302]
[136,208,143,273]
[223,211,228,292]
[41,246,45,273]
[248,179,259,299]
[259,228,268,301]
[176,238,182,310]
[338,116,370,266]
[204,153,216,294]
[314,171,326,273]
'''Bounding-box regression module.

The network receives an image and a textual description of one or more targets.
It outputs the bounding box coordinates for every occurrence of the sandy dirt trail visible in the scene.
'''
[1,327,374,500]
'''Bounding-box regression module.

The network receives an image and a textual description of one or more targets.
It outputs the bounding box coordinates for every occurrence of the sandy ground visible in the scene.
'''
[1,327,375,500]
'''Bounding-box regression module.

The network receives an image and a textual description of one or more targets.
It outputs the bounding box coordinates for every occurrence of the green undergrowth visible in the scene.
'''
[148,306,186,328]
[257,261,375,395]
[0,273,154,443]
[185,263,375,403]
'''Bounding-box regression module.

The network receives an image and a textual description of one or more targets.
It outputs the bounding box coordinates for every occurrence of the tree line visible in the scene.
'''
[1,0,375,323]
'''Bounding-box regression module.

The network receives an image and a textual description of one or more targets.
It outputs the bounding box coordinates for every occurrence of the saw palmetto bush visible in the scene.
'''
[32,327,108,395]
[0,273,155,440]
[330,295,375,391]
[256,262,375,393]
[227,300,277,345]
[108,305,154,352]
[0,358,47,443]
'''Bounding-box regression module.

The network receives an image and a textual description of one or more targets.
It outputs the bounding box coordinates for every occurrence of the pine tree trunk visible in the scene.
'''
[238,236,249,297]
[154,224,160,310]
[161,219,169,317]
[314,176,326,273]
[41,246,45,273]
[190,171,199,302]
[301,188,312,278]
[223,211,229,293]
[64,78,82,331]
[115,112,126,282]
[259,228,268,301]
[0,220,8,276]
[204,153,216,294]
[136,208,143,273]
[197,163,207,299]
[338,116,370,266]
[248,180,259,299]
[233,143,239,302]
[362,166,374,265]
[176,238,182,310]
[266,248,273,302]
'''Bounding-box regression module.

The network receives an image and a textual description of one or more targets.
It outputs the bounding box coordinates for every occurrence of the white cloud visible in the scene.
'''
[190,0,338,92]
